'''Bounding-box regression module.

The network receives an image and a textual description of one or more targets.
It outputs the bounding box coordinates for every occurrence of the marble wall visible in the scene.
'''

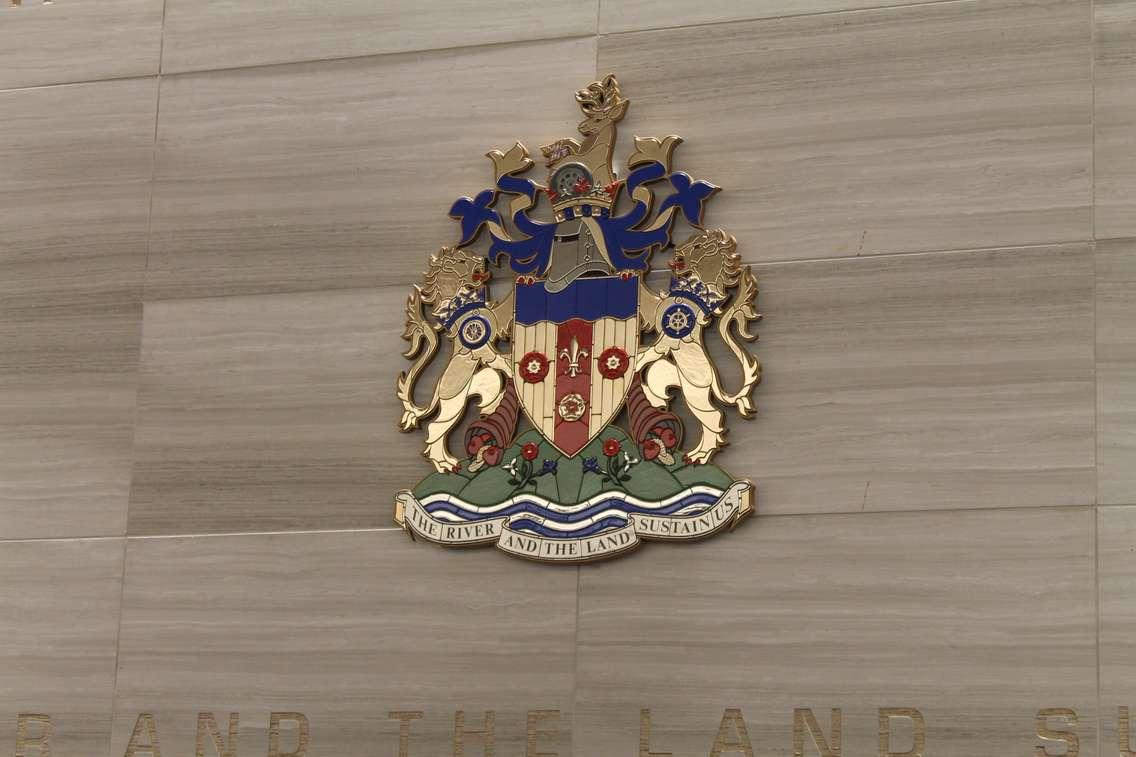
[1,0,1133,755]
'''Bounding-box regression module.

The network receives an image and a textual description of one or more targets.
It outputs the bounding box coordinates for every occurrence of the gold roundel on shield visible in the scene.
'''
[557,393,587,422]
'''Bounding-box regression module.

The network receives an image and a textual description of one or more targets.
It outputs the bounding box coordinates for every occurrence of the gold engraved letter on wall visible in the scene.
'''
[639,709,672,757]
[877,708,924,757]
[389,711,423,757]
[710,709,754,757]
[267,713,309,757]
[16,714,52,757]
[1034,708,1078,757]
[525,710,559,757]
[195,712,239,757]
[1121,706,1135,757]
[123,714,162,757]
[793,708,841,757]
[454,710,496,757]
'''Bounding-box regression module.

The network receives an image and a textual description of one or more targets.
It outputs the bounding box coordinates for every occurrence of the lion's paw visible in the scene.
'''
[430,457,461,474]
[684,445,722,465]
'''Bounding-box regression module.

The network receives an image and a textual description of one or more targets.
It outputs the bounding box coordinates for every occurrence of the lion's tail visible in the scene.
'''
[713,267,762,418]
[396,287,441,431]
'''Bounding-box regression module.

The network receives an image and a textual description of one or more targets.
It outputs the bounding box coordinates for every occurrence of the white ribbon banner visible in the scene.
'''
[395,481,753,563]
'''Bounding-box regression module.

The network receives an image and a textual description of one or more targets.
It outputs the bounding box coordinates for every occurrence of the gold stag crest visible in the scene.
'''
[395,74,762,563]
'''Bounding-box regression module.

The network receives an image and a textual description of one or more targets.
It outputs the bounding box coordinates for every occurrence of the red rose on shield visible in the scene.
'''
[602,438,621,457]
[642,438,661,461]
[518,351,550,383]
[597,346,630,380]
[521,442,540,461]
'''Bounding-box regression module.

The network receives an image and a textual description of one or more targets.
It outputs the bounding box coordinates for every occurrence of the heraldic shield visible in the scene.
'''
[514,275,637,457]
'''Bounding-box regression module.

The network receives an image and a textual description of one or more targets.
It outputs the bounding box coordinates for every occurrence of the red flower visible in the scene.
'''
[597,346,630,379]
[603,180,621,198]
[518,351,550,383]
[481,446,501,466]
[572,176,592,194]
[521,442,540,461]
[602,438,621,457]
[642,438,661,461]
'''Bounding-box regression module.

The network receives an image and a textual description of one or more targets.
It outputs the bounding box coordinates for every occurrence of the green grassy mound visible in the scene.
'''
[411,426,736,506]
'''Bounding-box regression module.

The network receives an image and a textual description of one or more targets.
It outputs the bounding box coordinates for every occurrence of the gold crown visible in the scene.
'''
[547,160,620,214]
[551,190,617,214]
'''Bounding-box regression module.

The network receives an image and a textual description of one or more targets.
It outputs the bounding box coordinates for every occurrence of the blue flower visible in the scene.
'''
[582,457,601,474]
[541,459,558,474]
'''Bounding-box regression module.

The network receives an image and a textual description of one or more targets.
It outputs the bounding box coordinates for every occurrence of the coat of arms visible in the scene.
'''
[394,74,762,563]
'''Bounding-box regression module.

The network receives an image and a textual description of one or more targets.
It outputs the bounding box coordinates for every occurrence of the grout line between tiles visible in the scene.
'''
[140,0,167,286]
[137,238,1098,307]
[105,536,128,757]
[112,501,1110,537]
[5,504,1121,548]
[108,3,168,751]
[597,0,975,39]
[1091,0,1098,246]
[0,0,980,93]
[0,72,157,95]
[0,32,594,96]
[0,535,126,545]
[1090,0,1102,742]
[126,526,407,540]
[159,32,599,80]
[1095,504,1103,750]
[736,238,1095,267]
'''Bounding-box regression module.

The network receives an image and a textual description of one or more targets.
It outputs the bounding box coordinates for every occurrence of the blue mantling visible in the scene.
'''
[447,159,719,276]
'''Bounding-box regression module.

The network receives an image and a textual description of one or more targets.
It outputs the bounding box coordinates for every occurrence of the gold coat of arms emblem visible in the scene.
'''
[394,74,762,563]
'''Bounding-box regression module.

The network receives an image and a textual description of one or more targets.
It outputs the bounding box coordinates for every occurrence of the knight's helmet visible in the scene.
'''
[540,74,629,293]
